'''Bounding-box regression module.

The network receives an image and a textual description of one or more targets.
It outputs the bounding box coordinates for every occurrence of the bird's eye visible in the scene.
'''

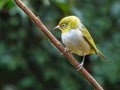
[61,23,67,28]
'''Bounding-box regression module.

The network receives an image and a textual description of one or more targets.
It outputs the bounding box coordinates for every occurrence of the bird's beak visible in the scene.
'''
[53,25,60,30]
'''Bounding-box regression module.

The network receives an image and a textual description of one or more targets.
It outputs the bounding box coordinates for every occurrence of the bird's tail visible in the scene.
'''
[96,50,106,60]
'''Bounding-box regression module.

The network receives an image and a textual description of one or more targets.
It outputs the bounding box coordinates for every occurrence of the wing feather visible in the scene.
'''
[80,26,98,53]
[80,26,106,60]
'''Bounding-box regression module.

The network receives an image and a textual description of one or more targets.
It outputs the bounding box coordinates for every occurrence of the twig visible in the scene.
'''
[14,0,104,90]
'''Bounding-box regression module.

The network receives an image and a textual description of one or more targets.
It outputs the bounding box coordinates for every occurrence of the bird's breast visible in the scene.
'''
[61,29,91,56]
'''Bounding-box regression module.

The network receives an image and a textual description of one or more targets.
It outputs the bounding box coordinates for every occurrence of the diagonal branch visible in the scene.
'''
[14,0,104,90]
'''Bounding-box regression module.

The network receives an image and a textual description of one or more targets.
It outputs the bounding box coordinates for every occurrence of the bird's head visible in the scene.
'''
[54,16,82,34]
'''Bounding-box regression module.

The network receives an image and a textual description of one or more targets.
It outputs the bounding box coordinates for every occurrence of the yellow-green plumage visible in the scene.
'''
[81,26,106,60]
[54,16,106,66]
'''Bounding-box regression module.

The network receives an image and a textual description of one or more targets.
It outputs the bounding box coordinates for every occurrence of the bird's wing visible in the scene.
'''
[80,26,98,53]
[80,26,106,60]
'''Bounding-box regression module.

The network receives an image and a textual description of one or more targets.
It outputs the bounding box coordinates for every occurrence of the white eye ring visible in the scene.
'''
[61,23,67,28]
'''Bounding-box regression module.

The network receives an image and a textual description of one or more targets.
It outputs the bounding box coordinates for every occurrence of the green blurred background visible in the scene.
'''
[0,0,120,90]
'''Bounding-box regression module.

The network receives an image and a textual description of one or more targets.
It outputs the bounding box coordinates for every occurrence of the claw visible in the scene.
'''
[77,62,84,71]
[60,47,70,56]
[76,55,85,71]
[63,47,70,55]
[64,47,69,52]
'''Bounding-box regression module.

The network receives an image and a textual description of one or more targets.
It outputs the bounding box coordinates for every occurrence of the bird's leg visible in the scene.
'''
[77,55,85,71]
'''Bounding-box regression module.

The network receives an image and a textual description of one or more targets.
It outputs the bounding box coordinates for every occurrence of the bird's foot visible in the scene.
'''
[76,56,85,71]
[64,47,70,52]
[76,62,84,71]
[61,47,70,55]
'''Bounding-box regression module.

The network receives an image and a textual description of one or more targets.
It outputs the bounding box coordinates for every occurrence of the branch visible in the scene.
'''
[14,0,104,90]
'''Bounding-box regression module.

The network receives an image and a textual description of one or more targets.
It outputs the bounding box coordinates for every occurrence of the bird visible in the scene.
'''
[54,15,106,70]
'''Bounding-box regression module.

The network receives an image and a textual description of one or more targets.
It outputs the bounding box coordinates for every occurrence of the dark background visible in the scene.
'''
[0,0,120,90]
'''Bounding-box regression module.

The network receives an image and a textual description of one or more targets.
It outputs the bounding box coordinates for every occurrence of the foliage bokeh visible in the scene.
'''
[0,0,120,90]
